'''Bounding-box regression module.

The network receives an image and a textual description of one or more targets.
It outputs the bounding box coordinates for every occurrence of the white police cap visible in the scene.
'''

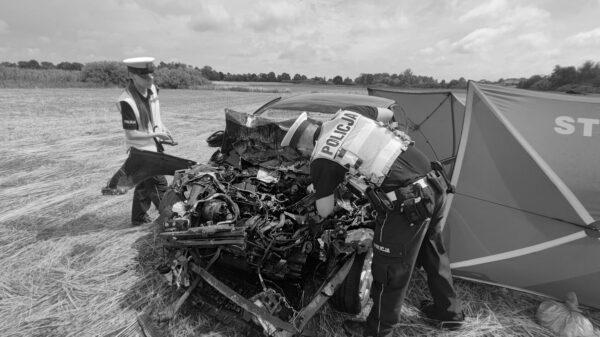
[123,56,155,74]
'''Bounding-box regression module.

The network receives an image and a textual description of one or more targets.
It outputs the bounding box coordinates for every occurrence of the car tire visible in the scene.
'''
[329,247,373,315]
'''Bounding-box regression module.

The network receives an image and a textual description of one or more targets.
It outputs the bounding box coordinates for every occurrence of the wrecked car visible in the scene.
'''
[156,93,397,336]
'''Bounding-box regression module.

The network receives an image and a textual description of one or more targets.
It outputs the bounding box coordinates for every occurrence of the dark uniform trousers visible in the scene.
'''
[366,188,461,337]
[131,175,168,224]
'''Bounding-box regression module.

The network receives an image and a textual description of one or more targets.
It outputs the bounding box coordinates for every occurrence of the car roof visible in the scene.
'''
[253,92,395,115]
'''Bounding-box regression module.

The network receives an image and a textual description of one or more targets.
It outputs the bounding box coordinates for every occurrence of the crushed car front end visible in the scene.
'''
[156,94,384,335]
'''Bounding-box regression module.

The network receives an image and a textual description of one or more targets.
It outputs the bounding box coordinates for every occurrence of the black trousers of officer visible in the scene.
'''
[131,175,168,224]
[366,190,461,337]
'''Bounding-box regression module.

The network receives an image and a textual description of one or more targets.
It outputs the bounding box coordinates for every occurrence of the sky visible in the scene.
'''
[1,0,600,82]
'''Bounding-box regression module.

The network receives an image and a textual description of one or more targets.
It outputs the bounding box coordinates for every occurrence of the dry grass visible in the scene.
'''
[0,85,598,337]
[307,271,595,337]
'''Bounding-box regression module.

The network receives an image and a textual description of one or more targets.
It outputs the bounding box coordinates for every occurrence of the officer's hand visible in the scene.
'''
[154,131,171,140]
[306,184,315,194]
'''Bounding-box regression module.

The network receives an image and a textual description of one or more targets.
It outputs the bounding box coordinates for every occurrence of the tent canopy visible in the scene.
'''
[367,88,466,176]
[369,83,600,308]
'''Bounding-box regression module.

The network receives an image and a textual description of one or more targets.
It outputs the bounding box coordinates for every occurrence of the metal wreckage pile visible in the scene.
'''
[155,109,375,336]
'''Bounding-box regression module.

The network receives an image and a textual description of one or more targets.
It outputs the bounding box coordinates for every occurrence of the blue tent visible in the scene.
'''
[369,83,600,308]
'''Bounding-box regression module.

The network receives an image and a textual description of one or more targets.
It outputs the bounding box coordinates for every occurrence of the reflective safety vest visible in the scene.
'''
[311,110,410,186]
[116,84,164,152]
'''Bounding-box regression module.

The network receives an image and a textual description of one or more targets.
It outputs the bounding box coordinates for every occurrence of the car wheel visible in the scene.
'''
[329,247,373,315]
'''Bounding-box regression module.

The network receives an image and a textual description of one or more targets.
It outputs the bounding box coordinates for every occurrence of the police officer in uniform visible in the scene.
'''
[280,107,464,337]
[103,57,171,226]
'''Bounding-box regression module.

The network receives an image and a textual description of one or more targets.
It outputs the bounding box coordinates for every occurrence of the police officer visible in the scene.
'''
[280,107,464,337]
[103,57,171,226]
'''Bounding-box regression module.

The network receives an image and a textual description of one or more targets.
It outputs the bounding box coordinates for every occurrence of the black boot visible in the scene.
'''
[420,301,465,330]
[132,214,153,227]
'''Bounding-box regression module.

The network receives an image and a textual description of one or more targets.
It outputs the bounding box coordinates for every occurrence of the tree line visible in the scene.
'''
[0,59,470,89]
[517,61,600,93]
[195,65,469,88]
[0,60,209,89]
[2,60,84,71]
[2,58,600,93]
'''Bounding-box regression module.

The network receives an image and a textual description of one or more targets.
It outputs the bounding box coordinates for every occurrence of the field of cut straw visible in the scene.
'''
[0,83,598,337]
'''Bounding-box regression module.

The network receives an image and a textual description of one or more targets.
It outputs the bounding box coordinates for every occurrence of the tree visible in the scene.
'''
[267,71,276,82]
[402,69,414,85]
[354,73,374,85]
[153,66,209,88]
[577,60,599,83]
[18,59,41,69]
[81,61,128,86]
[277,72,291,81]
[41,61,55,69]
[549,65,577,89]
[447,77,467,89]
[292,73,307,82]
[56,61,83,70]
[373,73,391,85]
[530,78,551,91]
[332,75,343,85]
[343,77,353,85]
[199,65,221,81]
[518,75,544,89]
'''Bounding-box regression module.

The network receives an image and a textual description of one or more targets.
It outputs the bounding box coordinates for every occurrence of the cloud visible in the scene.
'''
[127,46,149,57]
[278,41,336,63]
[188,2,231,32]
[566,27,600,45]
[340,2,410,39]
[418,47,435,56]
[0,20,8,34]
[434,2,551,64]
[459,0,507,22]
[458,1,549,28]
[187,0,311,34]
[131,0,192,16]
[418,39,452,56]
[241,1,305,32]
[0,0,596,81]
[516,32,549,48]
[504,5,550,28]
[451,27,509,54]
[25,48,40,56]
[37,36,51,44]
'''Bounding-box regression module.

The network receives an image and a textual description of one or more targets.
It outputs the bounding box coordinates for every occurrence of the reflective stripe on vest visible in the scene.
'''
[311,111,409,186]
[116,84,162,152]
